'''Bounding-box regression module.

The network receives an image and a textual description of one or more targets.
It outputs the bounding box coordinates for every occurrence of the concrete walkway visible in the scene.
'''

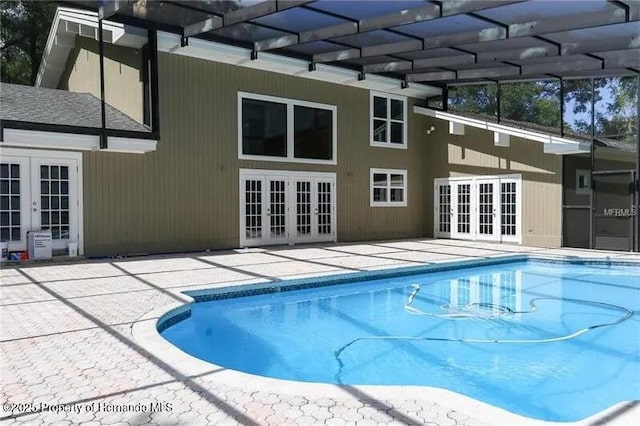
[1,239,638,425]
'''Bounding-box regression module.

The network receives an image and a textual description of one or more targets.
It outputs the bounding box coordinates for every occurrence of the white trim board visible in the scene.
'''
[413,106,591,155]
[2,129,157,154]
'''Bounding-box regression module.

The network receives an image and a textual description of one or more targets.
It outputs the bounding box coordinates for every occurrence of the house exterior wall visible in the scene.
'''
[58,41,563,256]
[59,37,144,124]
[424,119,563,248]
[78,51,434,256]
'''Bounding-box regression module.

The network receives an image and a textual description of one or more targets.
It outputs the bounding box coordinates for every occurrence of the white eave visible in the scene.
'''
[36,7,148,88]
[38,7,440,99]
[413,106,592,156]
[1,128,157,154]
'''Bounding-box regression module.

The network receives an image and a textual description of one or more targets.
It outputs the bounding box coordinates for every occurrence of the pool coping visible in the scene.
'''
[131,254,640,426]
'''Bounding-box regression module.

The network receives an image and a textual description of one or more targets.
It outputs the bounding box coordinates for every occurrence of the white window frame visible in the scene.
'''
[237,92,337,165]
[370,168,408,207]
[370,91,407,149]
[576,169,591,195]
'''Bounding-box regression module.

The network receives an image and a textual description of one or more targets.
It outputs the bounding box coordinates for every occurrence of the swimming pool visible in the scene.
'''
[160,259,639,422]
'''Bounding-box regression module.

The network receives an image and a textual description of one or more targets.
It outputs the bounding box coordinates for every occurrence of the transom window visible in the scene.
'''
[239,92,336,164]
[370,168,407,207]
[370,92,407,148]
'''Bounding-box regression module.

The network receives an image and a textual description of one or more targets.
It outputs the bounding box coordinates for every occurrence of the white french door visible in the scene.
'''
[240,169,336,247]
[434,175,521,243]
[1,149,82,253]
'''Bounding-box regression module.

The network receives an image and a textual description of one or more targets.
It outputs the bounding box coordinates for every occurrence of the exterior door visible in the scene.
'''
[434,175,521,243]
[592,171,636,251]
[240,170,336,247]
[476,179,500,241]
[1,150,81,253]
[434,181,452,238]
[452,181,473,240]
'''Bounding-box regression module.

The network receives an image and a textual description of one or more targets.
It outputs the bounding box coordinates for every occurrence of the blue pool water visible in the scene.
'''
[161,260,640,421]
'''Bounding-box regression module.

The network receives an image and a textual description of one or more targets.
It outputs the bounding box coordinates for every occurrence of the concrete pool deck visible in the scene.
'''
[1,239,639,425]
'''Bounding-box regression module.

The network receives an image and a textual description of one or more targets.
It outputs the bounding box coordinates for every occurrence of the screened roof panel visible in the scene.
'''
[308,0,425,20]
[395,48,469,60]
[331,30,415,48]
[457,37,551,53]
[394,14,497,38]
[65,0,640,85]
[284,41,351,55]
[475,0,619,24]
[251,7,349,33]
[212,23,293,43]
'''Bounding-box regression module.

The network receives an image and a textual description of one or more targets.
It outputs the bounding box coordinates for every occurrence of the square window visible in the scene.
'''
[576,169,591,195]
[371,169,407,207]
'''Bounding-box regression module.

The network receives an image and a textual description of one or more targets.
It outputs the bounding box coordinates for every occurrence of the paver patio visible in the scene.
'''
[1,239,638,425]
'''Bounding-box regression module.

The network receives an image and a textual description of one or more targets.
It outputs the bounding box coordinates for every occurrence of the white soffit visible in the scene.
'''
[2,129,157,154]
[36,7,147,88]
[414,106,591,155]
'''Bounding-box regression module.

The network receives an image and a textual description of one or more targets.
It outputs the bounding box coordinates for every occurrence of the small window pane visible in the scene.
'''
[374,96,387,118]
[10,180,19,194]
[294,106,333,160]
[373,173,387,186]
[0,212,8,226]
[11,212,20,225]
[390,174,404,187]
[11,227,20,241]
[41,181,49,194]
[51,212,59,225]
[0,181,8,194]
[390,188,404,202]
[10,164,18,177]
[373,187,387,202]
[373,120,387,142]
[0,228,8,241]
[41,213,49,225]
[51,181,59,195]
[390,122,403,144]
[61,196,69,209]
[0,196,8,210]
[60,167,69,179]
[0,164,8,178]
[51,166,59,179]
[242,98,287,157]
[11,196,19,209]
[40,165,48,179]
[391,99,403,120]
[51,197,59,209]
[41,197,49,209]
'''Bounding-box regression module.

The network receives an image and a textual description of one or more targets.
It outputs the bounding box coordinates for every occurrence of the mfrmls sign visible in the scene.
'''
[603,208,638,217]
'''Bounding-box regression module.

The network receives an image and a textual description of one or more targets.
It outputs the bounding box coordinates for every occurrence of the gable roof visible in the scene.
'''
[0,83,150,133]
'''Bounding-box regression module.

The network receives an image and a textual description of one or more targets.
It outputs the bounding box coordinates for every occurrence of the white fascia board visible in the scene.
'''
[2,129,99,151]
[295,63,359,84]
[414,105,592,155]
[104,137,157,154]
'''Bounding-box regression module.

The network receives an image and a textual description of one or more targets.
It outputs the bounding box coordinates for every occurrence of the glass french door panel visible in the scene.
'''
[1,159,29,250]
[244,178,263,241]
[316,180,333,237]
[267,178,287,241]
[455,183,472,236]
[500,181,517,237]
[296,180,312,238]
[592,172,634,251]
[477,181,500,240]
[436,183,452,236]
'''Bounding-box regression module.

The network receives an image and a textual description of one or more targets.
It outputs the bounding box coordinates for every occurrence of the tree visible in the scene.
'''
[1,0,57,85]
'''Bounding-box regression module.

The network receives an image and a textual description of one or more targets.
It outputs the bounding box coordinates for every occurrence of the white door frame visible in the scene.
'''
[0,147,84,255]
[239,169,337,247]
[434,174,522,244]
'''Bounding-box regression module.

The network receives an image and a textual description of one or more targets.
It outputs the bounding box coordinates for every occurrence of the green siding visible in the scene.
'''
[82,52,433,256]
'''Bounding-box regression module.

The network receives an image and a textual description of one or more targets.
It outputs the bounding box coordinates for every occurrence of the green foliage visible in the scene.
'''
[448,76,638,144]
[1,0,57,85]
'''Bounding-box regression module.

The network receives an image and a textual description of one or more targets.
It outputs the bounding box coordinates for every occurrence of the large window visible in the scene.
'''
[370,92,407,148]
[370,168,407,207]
[239,92,336,164]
